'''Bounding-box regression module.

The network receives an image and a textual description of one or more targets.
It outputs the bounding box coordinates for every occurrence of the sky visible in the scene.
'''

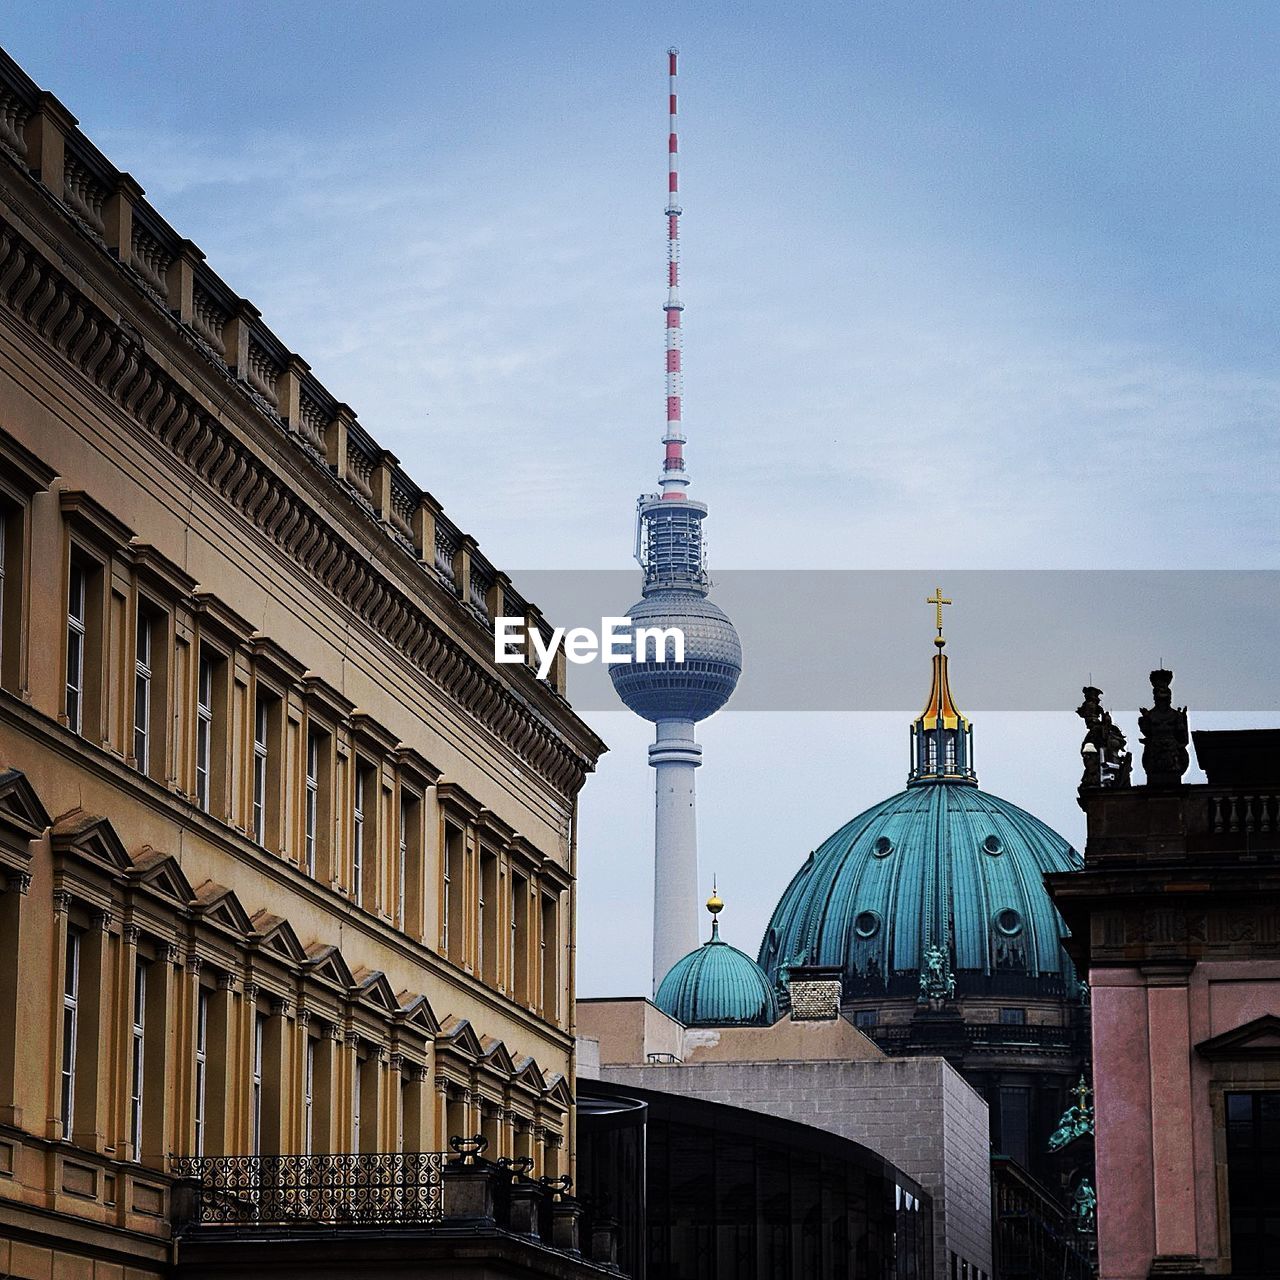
[8,3,1278,995]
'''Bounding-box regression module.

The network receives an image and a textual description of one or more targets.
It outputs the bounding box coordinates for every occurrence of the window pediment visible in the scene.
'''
[1197,1014,1280,1060]
[0,768,51,842]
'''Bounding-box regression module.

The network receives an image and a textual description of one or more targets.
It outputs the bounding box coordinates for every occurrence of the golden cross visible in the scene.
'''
[926,586,952,640]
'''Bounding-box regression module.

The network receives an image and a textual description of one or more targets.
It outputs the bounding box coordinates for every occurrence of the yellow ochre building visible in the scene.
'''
[0,44,609,1280]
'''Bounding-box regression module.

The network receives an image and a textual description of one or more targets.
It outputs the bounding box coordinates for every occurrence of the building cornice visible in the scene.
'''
[0,44,606,794]
[0,206,602,796]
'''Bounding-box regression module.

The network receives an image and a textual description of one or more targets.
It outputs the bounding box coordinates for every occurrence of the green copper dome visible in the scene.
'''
[759,617,1082,1001]
[758,782,1082,999]
[656,901,780,1028]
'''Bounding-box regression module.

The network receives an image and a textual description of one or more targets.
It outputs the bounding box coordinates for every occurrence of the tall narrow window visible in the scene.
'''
[480,852,500,984]
[130,958,147,1157]
[60,929,80,1135]
[194,988,208,1157]
[251,1013,265,1155]
[541,894,558,1023]
[353,772,366,907]
[1227,1091,1280,1277]
[478,853,490,979]
[396,794,409,929]
[512,873,529,1004]
[66,563,86,734]
[133,614,152,773]
[253,696,269,847]
[353,762,375,908]
[352,1053,363,1150]
[305,732,320,877]
[195,651,214,811]
[998,1086,1031,1168]
[303,1038,315,1155]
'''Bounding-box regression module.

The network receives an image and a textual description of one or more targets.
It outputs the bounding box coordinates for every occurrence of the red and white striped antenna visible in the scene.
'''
[661,46,689,500]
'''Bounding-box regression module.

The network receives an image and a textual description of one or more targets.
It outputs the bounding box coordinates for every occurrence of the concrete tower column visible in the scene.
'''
[650,718,702,990]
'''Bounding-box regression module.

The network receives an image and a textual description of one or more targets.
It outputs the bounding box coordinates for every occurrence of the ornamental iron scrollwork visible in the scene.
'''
[170,1152,445,1227]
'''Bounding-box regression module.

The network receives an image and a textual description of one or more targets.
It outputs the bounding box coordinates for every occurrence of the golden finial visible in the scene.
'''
[926,586,951,649]
[706,878,724,942]
[706,876,723,917]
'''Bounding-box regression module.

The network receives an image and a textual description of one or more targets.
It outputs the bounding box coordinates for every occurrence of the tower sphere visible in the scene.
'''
[608,589,742,723]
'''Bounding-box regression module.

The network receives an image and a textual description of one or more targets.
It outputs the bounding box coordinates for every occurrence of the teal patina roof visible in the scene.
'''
[757,781,1082,995]
[656,912,780,1028]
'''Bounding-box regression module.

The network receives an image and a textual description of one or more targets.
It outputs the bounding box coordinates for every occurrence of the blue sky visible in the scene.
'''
[9,3,1277,993]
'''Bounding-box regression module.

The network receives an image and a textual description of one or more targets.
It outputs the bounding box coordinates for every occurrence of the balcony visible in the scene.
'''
[170,1146,626,1278]
[171,1152,445,1228]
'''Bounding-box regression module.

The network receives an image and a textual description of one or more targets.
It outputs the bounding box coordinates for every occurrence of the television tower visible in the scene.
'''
[609,49,743,994]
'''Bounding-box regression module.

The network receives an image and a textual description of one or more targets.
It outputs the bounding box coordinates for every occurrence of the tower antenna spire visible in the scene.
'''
[611,50,743,995]
[662,46,688,499]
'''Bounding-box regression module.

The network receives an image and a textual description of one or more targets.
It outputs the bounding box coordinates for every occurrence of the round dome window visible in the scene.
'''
[994,908,1023,936]
[983,834,1003,856]
[854,910,881,939]
[872,835,894,858]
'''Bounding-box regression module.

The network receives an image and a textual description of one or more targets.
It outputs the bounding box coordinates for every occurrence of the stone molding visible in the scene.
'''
[0,214,597,798]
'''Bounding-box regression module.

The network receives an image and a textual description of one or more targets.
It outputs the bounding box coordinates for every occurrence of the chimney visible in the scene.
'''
[786,964,843,1021]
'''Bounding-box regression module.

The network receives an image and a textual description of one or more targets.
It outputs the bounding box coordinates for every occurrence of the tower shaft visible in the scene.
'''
[650,719,702,987]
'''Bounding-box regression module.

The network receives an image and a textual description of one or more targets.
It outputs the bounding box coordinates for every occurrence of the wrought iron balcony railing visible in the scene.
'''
[170,1152,445,1228]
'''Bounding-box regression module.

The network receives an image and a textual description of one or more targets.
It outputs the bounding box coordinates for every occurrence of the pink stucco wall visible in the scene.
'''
[1093,960,1280,1280]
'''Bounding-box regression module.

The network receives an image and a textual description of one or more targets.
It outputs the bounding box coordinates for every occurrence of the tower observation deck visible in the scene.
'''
[608,50,742,993]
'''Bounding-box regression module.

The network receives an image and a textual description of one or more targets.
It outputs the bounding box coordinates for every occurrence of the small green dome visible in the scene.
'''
[656,914,779,1027]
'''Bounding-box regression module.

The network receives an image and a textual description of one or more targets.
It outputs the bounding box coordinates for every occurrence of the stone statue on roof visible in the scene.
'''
[1139,669,1189,787]
[1077,686,1132,790]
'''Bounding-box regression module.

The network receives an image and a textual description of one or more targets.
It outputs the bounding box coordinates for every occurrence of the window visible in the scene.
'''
[305,732,320,877]
[541,893,558,1023]
[194,989,209,1157]
[251,1013,265,1155]
[999,1007,1026,1025]
[480,850,498,982]
[998,1086,1031,1168]
[0,504,20,691]
[196,651,214,811]
[1226,1091,1280,1278]
[133,614,153,772]
[352,1051,363,1151]
[130,959,147,1157]
[854,1009,878,1029]
[353,762,378,908]
[66,563,86,733]
[443,822,464,960]
[304,1038,315,1155]
[253,696,270,846]
[60,929,80,1135]
[396,794,409,928]
[512,873,529,1003]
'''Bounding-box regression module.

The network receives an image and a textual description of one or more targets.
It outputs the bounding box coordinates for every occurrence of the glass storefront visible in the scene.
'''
[579,1080,931,1280]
